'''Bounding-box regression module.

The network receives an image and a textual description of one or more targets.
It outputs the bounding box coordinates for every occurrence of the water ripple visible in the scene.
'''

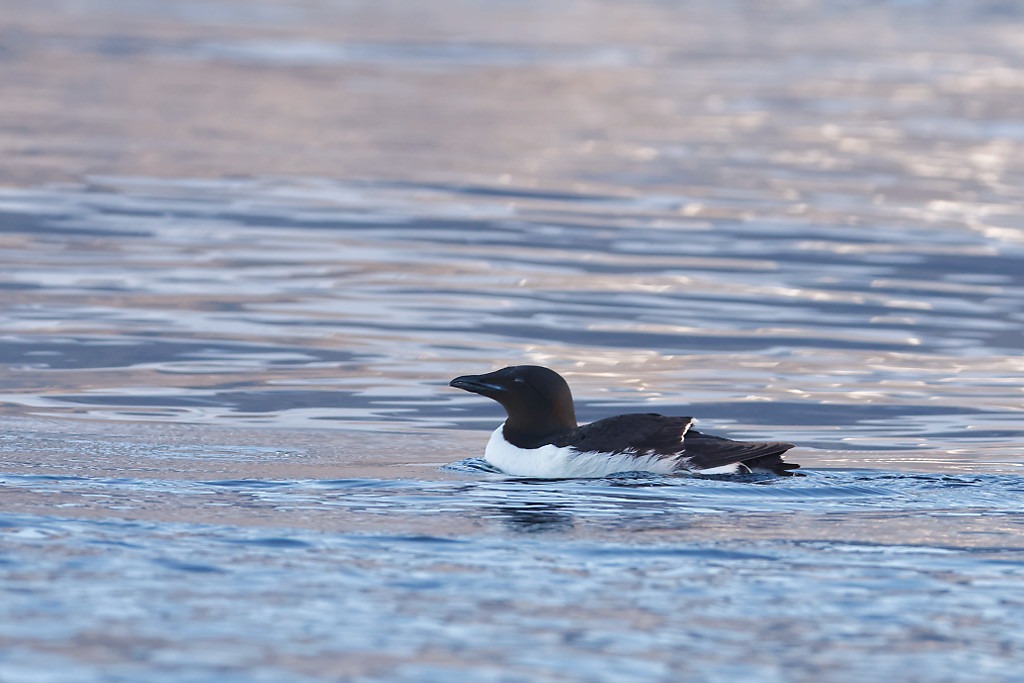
[1,177,1022,467]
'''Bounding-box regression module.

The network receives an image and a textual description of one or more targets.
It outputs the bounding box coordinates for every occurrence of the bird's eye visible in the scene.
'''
[513,377,525,384]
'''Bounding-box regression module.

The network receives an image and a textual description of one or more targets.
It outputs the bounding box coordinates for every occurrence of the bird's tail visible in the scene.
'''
[683,430,800,476]
[741,451,801,476]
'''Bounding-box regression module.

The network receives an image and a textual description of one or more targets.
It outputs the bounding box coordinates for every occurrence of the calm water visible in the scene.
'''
[3,1,1024,681]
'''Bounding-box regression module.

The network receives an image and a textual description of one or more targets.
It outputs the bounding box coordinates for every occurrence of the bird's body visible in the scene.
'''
[482,423,681,479]
[450,365,798,478]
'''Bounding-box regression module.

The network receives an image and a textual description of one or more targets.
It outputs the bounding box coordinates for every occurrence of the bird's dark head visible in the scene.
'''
[449,365,578,438]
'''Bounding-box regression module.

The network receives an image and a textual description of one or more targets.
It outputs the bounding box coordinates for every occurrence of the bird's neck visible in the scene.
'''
[503,404,577,448]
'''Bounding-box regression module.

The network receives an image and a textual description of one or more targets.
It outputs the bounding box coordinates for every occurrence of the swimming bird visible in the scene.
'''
[450,365,799,478]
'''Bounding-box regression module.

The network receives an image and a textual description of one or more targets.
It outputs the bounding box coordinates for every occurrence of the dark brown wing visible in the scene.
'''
[682,429,799,475]
[551,413,693,455]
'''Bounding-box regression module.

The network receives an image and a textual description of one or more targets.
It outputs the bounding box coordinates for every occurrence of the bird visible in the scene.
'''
[449,365,799,478]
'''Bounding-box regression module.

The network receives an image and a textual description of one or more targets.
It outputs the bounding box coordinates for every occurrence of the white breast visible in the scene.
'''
[483,424,681,478]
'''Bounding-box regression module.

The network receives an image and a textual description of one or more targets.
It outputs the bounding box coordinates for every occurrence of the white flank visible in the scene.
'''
[484,424,680,478]
[694,463,747,475]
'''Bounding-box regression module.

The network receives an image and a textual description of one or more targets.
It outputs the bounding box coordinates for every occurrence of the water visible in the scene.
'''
[2,1,1024,681]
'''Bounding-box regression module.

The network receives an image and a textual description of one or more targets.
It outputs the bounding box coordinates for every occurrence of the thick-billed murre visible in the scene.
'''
[450,365,799,478]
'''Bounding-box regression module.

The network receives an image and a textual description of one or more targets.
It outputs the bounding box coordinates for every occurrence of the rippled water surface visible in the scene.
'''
[2,1,1024,681]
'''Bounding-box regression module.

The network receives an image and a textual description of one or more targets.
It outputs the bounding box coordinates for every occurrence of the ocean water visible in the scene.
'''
[3,1,1024,681]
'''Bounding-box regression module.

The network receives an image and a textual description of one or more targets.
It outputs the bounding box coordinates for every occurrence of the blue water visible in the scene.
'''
[2,466,1024,682]
[3,0,1024,680]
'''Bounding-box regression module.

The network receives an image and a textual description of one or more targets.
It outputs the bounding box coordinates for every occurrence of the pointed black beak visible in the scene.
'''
[450,374,506,396]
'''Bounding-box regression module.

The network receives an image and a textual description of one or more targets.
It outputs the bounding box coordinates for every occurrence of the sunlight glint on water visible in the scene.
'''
[2,1,1024,681]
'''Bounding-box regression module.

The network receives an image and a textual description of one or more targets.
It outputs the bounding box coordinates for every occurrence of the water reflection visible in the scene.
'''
[4,1,1024,681]
[493,502,577,534]
[1,177,1022,468]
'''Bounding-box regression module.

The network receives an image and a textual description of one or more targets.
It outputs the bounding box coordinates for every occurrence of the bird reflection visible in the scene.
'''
[492,502,575,533]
